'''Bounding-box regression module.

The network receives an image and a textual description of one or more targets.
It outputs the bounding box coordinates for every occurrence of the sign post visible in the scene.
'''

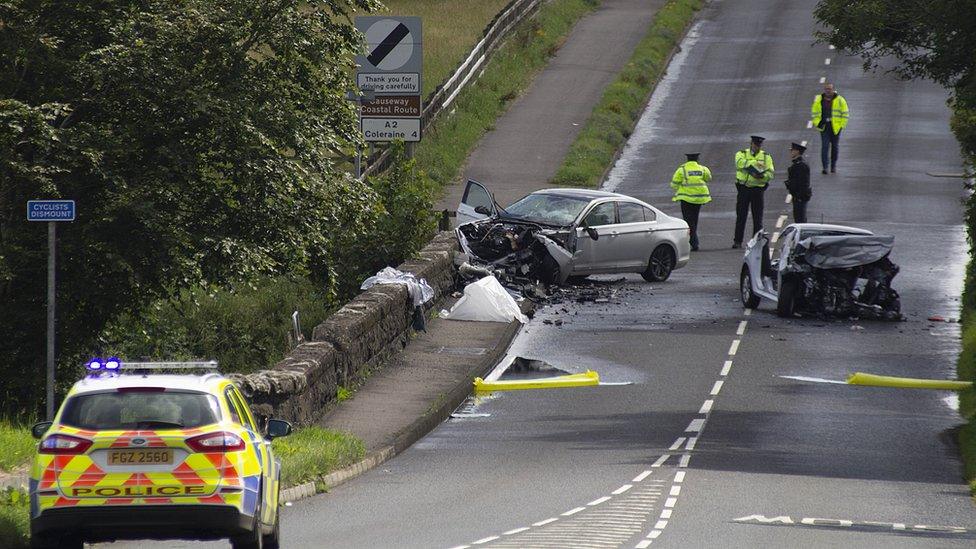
[355,16,423,144]
[27,200,75,420]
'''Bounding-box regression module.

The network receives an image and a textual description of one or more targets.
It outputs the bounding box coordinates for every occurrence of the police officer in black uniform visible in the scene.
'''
[784,142,811,223]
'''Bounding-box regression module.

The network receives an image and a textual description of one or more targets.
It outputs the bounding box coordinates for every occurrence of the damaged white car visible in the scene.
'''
[456,180,690,285]
[740,223,902,320]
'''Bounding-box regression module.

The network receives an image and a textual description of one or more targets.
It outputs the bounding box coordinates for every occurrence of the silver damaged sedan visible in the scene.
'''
[456,180,690,284]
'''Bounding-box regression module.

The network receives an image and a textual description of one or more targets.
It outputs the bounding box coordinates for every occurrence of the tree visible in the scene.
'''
[0,0,380,413]
[814,0,976,158]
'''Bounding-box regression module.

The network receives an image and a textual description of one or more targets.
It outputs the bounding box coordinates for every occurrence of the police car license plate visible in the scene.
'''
[108,448,173,465]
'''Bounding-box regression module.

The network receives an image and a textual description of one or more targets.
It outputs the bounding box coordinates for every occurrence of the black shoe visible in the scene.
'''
[830,167,836,173]
[822,169,828,174]
[732,242,741,249]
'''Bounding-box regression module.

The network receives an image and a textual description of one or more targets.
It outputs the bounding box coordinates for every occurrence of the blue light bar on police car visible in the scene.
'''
[85,358,218,372]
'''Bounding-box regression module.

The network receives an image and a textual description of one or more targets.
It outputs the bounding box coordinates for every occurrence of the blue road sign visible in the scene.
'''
[27,200,75,222]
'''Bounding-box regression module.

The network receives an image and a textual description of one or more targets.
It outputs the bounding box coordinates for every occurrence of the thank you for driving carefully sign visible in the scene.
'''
[27,200,75,222]
[355,16,422,142]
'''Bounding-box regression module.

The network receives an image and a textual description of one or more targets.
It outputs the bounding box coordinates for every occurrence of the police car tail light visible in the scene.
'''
[186,431,245,453]
[39,434,93,455]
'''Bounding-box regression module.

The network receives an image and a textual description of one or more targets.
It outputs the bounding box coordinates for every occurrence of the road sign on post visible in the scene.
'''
[27,200,75,420]
[355,16,423,143]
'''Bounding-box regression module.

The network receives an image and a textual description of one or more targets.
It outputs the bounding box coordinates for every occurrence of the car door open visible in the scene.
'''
[456,179,497,226]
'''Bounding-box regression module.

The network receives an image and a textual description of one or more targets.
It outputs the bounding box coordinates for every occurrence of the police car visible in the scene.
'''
[28,359,292,549]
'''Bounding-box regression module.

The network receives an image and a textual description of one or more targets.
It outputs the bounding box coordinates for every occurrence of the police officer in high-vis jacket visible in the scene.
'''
[733,135,774,248]
[811,82,849,174]
[671,152,711,251]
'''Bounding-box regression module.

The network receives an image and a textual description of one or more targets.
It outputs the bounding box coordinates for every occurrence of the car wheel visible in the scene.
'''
[565,275,589,284]
[642,245,675,282]
[740,265,761,309]
[777,278,798,318]
[232,503,264,549]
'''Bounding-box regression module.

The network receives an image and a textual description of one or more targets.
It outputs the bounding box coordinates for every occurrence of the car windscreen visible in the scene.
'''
[503,193,591,226]
[59,390,221,430]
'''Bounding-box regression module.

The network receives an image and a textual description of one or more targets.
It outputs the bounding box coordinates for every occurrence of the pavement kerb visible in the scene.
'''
[280,315,525,504]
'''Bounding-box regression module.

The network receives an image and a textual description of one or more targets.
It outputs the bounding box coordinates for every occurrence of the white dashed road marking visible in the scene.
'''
[633,471,653,482]
[562,506,585,516]
[710,380,724,395]
[669,437,686,450]
[699,399,713,414]
[825,58,831,65]
[736,320,747,335]
[721,360,732,375]
[819,76,826,83]
[728,339,740,356]
[614,484,634,495]
[685,418,705,432]
[588,496,612,506]
[652,454,670,467]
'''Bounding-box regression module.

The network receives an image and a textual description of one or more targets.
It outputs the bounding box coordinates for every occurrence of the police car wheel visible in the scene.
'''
[231,512,264,549]
[31,533,81,549]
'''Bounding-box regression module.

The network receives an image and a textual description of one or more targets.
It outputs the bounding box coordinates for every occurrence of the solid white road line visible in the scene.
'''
[588,496,612,506]
[736,320,747,335]
[533,518,558,527]
[698,400,713,414]
[728,340,740,356]
[472,536,500,545]
[685,437,698,451]
[613,484,633,495]
[721,360,732,376]
[669,437,686,450]
[448,546,470,549]
[674,471,686,483]
[652,454,670,467]
[562,506,585,516]
[502,527,530,535]
[633,470,653,482]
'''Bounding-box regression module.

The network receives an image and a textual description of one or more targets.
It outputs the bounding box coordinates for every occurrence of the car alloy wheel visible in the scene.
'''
[642,245,674,282]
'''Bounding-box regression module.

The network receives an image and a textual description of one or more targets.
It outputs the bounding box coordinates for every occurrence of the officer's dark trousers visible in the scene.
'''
[792,199,808,224]
[679,201,701,249]
[820,127,840,171]
[734,184,765,244]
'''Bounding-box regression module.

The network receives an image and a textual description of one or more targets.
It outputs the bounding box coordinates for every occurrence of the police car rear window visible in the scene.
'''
[60,390,221,430]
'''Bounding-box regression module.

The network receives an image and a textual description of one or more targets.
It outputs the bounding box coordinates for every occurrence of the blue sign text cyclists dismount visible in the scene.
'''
[27,200,76,222]
[355,16,422,142]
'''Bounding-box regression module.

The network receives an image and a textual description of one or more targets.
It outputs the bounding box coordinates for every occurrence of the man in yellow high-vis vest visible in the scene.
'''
[733,135,774,248]
[811,82,849,174]
[671,152,711,251]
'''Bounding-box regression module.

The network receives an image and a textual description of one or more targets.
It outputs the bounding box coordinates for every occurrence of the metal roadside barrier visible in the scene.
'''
[362,0,544,178]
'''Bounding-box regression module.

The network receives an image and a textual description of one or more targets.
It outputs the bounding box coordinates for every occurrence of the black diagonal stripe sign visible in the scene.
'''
[368,23,410,68]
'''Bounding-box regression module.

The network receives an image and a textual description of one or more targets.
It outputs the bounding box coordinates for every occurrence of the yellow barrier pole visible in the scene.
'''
[474,370,600,393]
[847,372,973,391]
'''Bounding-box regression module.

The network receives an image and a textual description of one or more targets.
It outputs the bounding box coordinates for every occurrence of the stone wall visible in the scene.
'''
[231,231,458,425]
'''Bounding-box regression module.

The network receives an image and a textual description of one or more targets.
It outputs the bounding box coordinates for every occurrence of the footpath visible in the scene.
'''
[296,0,674,502]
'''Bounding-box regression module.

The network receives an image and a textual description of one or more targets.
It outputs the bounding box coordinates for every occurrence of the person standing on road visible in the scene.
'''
[784,142,811,223]
[811,82,849,174]
[733,135,774,248]
[671,152,712,251]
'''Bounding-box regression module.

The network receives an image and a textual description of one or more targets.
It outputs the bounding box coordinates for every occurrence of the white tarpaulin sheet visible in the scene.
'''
[440,276,528,323]
[361,267,434,306]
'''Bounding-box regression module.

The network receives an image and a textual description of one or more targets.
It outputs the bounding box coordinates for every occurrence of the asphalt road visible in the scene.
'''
[107,0,976,547]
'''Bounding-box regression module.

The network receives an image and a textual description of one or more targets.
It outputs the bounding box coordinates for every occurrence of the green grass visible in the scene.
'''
[414,0,600,190]
[957,262,976,497]
[0,423,34,473]
[551,0,704,187]
[382,0,514,97]
[273,427,365,487]
[0,488,29,549]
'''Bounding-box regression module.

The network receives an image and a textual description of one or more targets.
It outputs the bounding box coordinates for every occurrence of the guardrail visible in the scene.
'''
[362,0,544,178]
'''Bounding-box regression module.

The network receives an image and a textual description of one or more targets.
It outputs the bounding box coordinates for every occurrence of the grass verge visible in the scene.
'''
[414,0,599,190]
[0,488,29,549]
[551,0,704,187]
[273,426,365,487]
[383,0,514,97]
[0,423,34,473]
[957,261,976,497]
